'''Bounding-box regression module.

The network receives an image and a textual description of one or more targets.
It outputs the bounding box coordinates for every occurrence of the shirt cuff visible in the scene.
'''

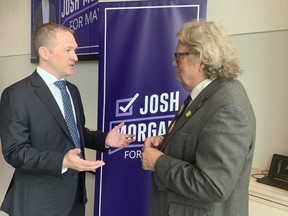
[62,167,68,174]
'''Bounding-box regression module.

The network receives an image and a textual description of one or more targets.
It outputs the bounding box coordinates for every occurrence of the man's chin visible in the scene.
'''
[67,70,75,76]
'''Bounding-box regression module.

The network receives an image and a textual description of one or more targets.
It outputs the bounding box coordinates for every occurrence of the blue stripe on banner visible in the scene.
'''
[95,1,207,215]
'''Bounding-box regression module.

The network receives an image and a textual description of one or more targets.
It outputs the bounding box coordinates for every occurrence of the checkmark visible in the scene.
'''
[119,93,140,113]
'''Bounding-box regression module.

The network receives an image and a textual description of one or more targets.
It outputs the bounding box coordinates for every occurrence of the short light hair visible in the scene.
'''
[177,20,242,79]
[32,23,74,58]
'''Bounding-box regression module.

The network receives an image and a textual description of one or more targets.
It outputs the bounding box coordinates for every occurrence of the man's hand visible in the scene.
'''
[63,149,105,172]
[141,136,164,171]
[143,135,163,149]
[141,146,164,171]
[105,122,136,148]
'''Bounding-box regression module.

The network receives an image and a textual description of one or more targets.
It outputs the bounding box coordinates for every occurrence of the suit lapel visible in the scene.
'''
[160,79,225,151]
[30,72,73,143]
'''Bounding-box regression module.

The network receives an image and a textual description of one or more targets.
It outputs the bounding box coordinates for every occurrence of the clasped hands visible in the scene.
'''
[141,136,164,171]
[63,122,135,172]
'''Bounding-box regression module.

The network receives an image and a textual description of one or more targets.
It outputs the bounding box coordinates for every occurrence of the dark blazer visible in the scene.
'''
[151,79,256,216]
[33,2,56,30]
[0,71,108,216]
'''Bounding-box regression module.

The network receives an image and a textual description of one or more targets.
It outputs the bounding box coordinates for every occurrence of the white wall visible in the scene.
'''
[1,0,288,215]
[207,0,288,34]
[232,31,288,169]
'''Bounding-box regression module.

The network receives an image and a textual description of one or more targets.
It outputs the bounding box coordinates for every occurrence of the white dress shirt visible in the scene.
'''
[36,66,78,173]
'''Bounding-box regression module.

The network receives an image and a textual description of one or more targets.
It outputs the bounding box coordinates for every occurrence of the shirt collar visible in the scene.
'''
[37,66,64,86]
[190,79,213,101]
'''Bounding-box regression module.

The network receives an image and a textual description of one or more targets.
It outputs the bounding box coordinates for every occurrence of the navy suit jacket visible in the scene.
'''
[0,71,108,216]
[33,2,56,30]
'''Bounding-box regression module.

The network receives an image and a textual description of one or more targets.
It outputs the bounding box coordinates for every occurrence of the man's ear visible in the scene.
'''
[38,47,49,61]
[200,61,205,72]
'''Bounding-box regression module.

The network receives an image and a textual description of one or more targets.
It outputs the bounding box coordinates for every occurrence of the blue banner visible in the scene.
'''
[95,0,207,215]
[31,0,99,62]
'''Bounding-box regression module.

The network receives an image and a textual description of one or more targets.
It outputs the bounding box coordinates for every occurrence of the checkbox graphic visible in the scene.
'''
[116,93,139,117]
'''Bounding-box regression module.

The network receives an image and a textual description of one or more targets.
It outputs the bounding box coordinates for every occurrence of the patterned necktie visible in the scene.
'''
[168,95,192,133]
[54,80,83,158]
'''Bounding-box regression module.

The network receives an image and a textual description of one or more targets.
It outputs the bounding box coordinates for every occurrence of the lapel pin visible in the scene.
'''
[186,110,192,117]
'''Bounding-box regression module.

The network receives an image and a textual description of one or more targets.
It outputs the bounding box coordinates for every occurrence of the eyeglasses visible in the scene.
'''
[174,52,198,64]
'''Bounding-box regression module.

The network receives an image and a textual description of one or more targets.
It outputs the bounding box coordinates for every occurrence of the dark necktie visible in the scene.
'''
[168,95,192,133]
[54,80,83,158]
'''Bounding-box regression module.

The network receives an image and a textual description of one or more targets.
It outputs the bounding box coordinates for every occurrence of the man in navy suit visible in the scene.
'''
[0,23,135,216]
[33,0,56,29]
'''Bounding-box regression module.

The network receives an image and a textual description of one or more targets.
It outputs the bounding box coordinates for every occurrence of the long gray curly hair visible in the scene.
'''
[177,20,242,79]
